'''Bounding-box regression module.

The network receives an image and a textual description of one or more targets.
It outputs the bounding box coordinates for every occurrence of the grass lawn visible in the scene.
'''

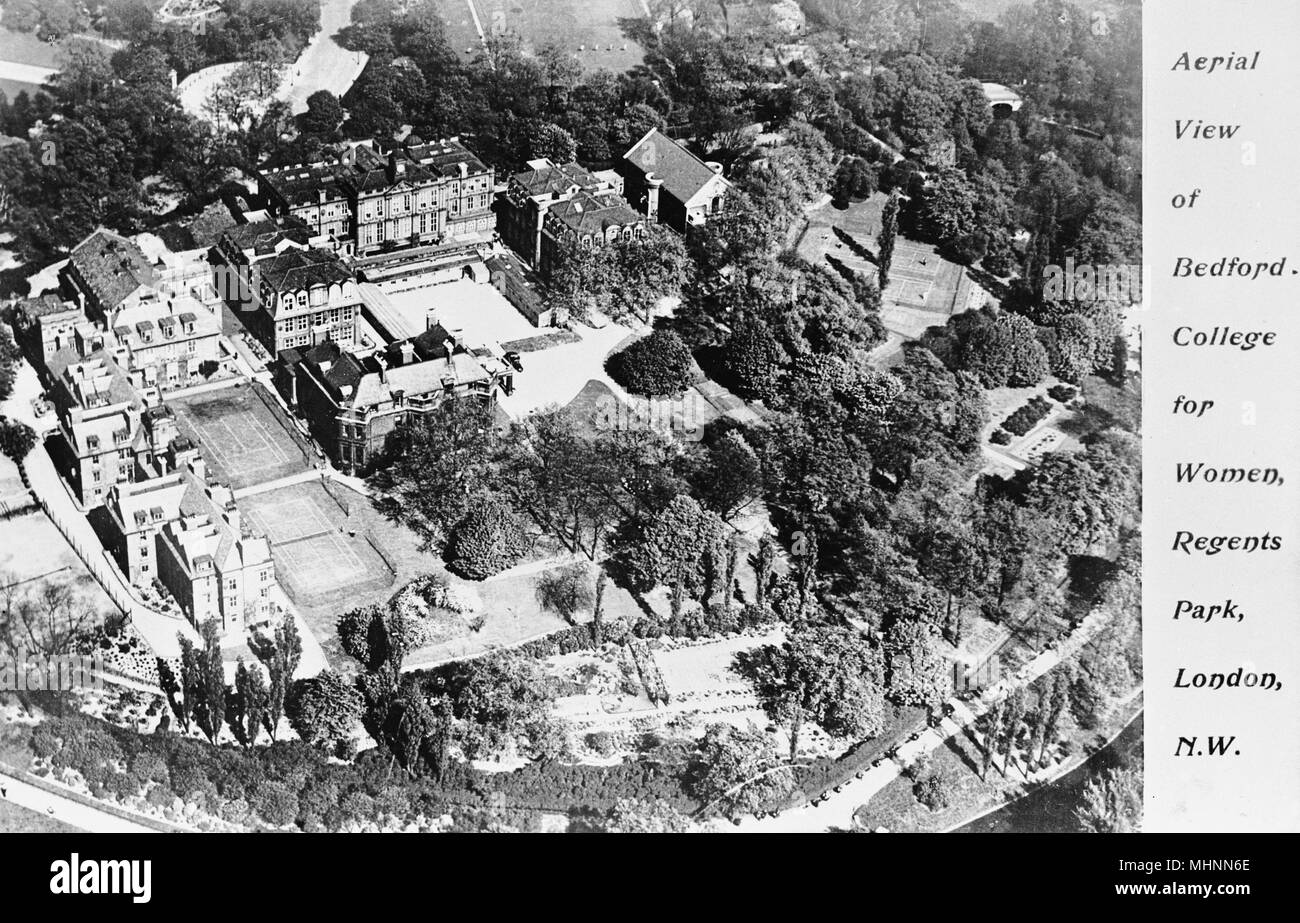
[0,511,116,617]
[1073,371,1141,436]
[0,799,80,832]
[432,0,645,72]
[0,24,61,68]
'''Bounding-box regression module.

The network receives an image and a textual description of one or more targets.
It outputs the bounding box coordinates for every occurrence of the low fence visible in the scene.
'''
[36,496,137,619]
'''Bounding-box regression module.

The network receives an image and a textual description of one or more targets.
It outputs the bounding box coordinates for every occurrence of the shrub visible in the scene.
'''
[722,318,785,401]
[254,781,300,827]
[606,329,696,396]
[831,156,877,205]
[961,313,1049,389]
[585,731,619,757]
[990,428,1012,445]
[444,499,531,580]
[1047,314,1098,383]
[288,671,363,753]
[423,579,481,613]
[1047,384,1077,403]
[913,765,954,811]
[0,417,36,462]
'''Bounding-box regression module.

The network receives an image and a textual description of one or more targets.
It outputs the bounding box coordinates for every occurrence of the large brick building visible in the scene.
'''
[497,157,649,278]
[253,246,361,355]
[620,128,732,234]
[106,454,275,636]
[50,357,192,508]
[33,230,228,391]
[257,136,496,258]
[61,230,159,322]
[281,326,510,474]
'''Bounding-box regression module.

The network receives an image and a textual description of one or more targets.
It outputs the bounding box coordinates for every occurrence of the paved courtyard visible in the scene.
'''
[169,384,314,490]
[385,278,540,348]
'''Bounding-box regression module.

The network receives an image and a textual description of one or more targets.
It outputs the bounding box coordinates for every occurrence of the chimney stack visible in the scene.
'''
[645,173,663,220]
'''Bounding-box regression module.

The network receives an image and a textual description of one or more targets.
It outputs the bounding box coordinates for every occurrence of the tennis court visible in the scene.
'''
[238,481,394,610]
[170,385,312,489]
[888,241,962,313]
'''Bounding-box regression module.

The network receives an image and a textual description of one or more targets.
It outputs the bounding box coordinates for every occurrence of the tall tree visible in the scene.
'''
[254,617,302,742]
[593,570,608,644]
[999,689,1026,777]
[722,535,740,614]
[234,658,268,749]
[754,536,775,609]
[877,190,900,289]
[1076,766,1142,832]
[980,699,1003,780]
[198,619,226,744]
[177,633,202,734]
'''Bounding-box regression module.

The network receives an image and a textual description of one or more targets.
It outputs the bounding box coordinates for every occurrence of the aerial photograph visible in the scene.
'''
[0,0,1141,834]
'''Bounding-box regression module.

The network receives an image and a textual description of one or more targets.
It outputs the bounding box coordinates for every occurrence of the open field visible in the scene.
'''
[0,511,116,618]
[435,0,646,72]
[0,24,61,68]
[169,383,314,489]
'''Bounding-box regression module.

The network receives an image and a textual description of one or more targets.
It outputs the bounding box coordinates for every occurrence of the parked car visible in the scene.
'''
[503,350,523,372]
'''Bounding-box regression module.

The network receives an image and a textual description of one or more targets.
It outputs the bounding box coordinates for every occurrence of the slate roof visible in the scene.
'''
[510,160,605,198]
[623,128,730,205]
[67,230,157,311]
[220,218,312,257]
[19,292,78,319]
[546,191,643,236]
[259,247,352,293]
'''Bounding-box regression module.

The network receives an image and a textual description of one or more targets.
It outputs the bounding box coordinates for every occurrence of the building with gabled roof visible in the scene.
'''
[620,128,732,233]
[13,293,84,364]
[253,246,361,355]
[121,453,277,636]
[61,229,160,321]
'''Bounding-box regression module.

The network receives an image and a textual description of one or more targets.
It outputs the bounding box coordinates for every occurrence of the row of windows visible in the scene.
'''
[278,309,355,334]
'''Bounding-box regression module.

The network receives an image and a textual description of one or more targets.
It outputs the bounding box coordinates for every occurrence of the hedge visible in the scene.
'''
[1001,396,1052,436]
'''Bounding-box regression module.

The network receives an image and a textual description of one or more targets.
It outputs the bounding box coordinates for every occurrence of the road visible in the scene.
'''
[0,60,56,87]
[276,0,369,114]
[715,603,1118,832]
[0,769,156,833]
